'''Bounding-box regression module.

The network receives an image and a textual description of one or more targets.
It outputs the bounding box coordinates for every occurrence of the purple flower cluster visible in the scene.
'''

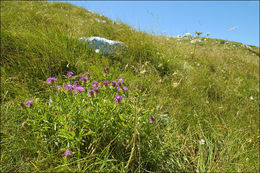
[92,81,98,88]
[65,84,74,91]
[47,77,57,84]
[103,81,109,87]
[114,95,123,104]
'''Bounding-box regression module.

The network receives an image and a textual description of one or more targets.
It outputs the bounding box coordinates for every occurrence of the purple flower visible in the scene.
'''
[56,86,61,90]
[21,99,34,107]
[93,87,99,93]
[103,67,109,74]
[116,81,122,87]
[25,99,34,106]
[123,87,128,91]
[73,81,79,87]
[119,76,124,83]
[111,81,117,86]
[79,76,87,82]
[62,150,72,157]
[67,71,73,78]
[117,86,122,90]
[74,86,85,92]
[88,90,94,97]
[103,81,109,86]
[92,81,98,88]
[150,115,155,123]
[65,84,74,91]
[46,77,57,84]
[114,95,123,104]
[84,72,89,77]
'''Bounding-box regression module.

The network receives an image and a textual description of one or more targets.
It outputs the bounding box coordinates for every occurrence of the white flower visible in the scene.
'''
[250,96,253,100]
[185,32,191,37]
[199,139,205,145]
[95,49,100,53]
[206,100,209,104]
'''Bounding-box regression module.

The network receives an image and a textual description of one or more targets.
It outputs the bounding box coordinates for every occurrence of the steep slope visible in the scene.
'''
[1,1,259,172]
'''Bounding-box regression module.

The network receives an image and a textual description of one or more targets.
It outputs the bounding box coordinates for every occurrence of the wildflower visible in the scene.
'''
[88,90,94,97]
[56,86,61,90]
[250,96,254,100]
[111,80,117,86]
[67,71,73,78]
[206,100,209,104]
[103,67,109,74]
[119,76,124,83]
[62,150,72,157]
[25,99,34,107]
[135,85,140,90]
[117,86,122,90]
[199,139,205,145]
[150,115,155,123]
[103,81,109,87]
[79,76,87,82]
[74,86,85,93]
[73,81,79,87]
[185,32,191,37]
[114,95,123,104]
[116,81,122,87]
[123,87,128,91]
[47,77,57,84]
[64,84,74,91]
[93,87,99,94]
[92,81,98,88]
[84,72,90,77]
[95,49,100,53]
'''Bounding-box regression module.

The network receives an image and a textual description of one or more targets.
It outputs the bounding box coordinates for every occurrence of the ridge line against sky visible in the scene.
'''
[60,1,259,46]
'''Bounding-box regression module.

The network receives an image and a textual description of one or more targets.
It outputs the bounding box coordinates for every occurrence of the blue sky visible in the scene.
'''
[64,1,259,46]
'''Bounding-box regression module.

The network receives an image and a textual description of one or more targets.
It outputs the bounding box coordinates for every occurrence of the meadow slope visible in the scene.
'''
[1,1,259,172]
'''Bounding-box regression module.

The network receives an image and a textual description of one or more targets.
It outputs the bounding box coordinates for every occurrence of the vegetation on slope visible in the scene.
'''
[1,1,259,172]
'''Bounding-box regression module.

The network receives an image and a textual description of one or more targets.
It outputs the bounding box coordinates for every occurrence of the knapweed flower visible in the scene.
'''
[103,81,109,87]
[88,90,94,97]
[73,81,79,87]
[116,81,122,87]
[92,81,98,88]
[62,150,72,157]
[25,99,34,106]
[119,76,124,83]
[67,71,73,78]
[93,87,99,94]
[103,67,109,74]
[65,84,74,91]
[74,86,85,93]
[117,86,122,90]
[150,115,155,123]
[56,86,61,90]
[123,87,128,91]
[47,77,57,84]
[84,72,90,77]
[79,76,87,82]
[111,80,117,86]
[114,95,123,104]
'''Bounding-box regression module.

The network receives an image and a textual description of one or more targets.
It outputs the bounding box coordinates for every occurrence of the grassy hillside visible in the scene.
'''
[1,1,259,172]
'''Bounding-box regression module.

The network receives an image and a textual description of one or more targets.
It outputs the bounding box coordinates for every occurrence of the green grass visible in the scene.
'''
[1,1,259,172]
